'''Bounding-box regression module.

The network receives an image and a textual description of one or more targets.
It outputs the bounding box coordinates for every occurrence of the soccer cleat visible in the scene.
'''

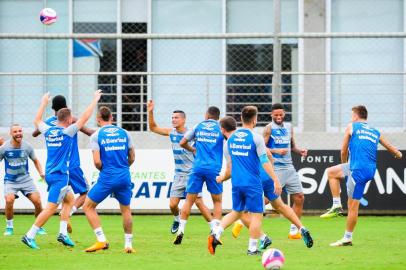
[170,221,180,234]
[4,228,13,236]
[57,233,75,247]
[21,235,40,249]
[259,236,272,250]
[247,250,262,256]
[300,228,314,248]
[37,227,47,235]
[173,232,184,245]
[320,206,344,219]
[288,232,302,240]
[207,234,222,255]
[330,238,353,247]
[231,222,243,238]
[67,222,72,234]
[85,241,109,252]
[124,247,135,254]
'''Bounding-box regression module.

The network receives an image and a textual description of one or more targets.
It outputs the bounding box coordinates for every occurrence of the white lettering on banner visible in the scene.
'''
[386,168,406,194]
[300,155,334,163]
[0,149,233,211]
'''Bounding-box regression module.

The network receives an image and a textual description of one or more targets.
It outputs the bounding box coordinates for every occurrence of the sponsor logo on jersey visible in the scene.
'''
[202,122,216,131]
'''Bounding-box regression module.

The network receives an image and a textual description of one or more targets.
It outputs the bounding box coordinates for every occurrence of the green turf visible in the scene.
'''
[0,215,405,270]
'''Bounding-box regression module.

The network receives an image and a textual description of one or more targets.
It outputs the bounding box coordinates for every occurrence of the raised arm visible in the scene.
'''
[32,129,41,137]
[75,90,102,130]
[33,92,50,128]
[291,128,308,157]
[379,136,402,159]
[71,116,96,136]
[340,123,352,163]
[147,100,172,136]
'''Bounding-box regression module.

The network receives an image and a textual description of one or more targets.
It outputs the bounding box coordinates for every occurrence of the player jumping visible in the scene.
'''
[1,124,46,236]
[147,100,212,234]
[321,105,402,246]
[83,106,135,253]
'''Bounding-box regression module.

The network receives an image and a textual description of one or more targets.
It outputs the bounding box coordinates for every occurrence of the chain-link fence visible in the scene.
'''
[0,33,405,149]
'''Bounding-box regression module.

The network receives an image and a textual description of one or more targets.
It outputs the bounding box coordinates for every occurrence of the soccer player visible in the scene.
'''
[218,116,313,250]
[208,106,281,255]
[262,103,308,239]
[0,124,46,236]
[83,106,135,253]
[320,105,402,246]
[173,106,224,245]
[33,95,94,233]
[147,100,212,233]
[21,90,102,249]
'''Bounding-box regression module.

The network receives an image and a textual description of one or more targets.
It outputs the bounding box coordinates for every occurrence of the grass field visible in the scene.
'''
[0,215,405,270]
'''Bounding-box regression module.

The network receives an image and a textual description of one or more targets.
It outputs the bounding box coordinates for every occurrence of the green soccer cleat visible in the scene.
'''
[259,236,272,250]
[320,206,344,219]
[300,228,314,248]
[4,228,13,236]
[21,235,40,249]
[330,238,353,247]
[37,227,47,235]
[57,233,75,247]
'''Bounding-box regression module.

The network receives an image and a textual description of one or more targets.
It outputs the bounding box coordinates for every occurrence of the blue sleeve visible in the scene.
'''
[259,154,269,164]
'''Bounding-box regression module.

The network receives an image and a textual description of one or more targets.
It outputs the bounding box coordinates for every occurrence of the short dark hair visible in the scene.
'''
[57,108,72,122]
[173,110,186,118]
[352,105,368,120]
[207,106,220,120]
[271,103,284,112]
[98,106,112,121]
[52,95,67,112]
[220,116,237,132]
[241,106,258,124]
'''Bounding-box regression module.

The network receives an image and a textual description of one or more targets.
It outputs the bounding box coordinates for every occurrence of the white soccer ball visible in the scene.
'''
[40,8,57,25]
[262,248,285,270]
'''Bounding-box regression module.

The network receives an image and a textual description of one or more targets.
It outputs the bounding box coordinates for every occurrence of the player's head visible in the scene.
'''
[172,110,186,128]
[10,124,23,143]
[271,103,285,125]
[57,108,73,126]
[97,106,113,126]
[51,95,67,112]
[205,106,220,120]
[241,106,258,127]
[351,105,368,122]
[220,116,237,139]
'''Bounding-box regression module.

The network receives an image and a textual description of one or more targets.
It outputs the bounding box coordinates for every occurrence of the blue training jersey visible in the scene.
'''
[0,140,36,182]
[39,122,79,175]
[90,125,133,180]
[184,119,224,174]
[169,128,194,175]
[45,115,81,169]
[349,122,380,172]
[266,121,293,169]
[223,128,267,189]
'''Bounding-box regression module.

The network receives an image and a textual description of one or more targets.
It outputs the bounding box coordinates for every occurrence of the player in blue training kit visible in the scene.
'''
[218,117,313,250]
[321,105,402,246]
[173,106,224,245]
[33,95,94,233]
[83,106,135,253]
[209,106,282,256]
[147,100,212,234]
[22,90,102,250]
[0,124,46,236]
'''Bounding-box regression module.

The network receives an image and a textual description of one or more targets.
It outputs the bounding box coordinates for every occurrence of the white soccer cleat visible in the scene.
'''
[330,238,353,247]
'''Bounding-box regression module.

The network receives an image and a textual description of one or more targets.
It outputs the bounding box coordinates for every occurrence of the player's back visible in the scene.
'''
[46,115,81,169]
[191,119,224,173]
[93,125,132,179]
[170,128,193,175]
[227,128,262,189]
[266,121,293,169]
[43,125,77,175]
[349,122,380,172]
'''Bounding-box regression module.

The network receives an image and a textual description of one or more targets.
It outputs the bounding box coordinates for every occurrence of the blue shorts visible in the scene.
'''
[186,170,222,195]
[232,186,263,213]
[342,163,374,200]
[88,176,132,206]
[69,167,88,195]
[46,173,70,204]
[261,178,279,202]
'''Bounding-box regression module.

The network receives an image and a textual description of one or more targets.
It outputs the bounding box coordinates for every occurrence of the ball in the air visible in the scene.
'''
[40,8,57,25]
